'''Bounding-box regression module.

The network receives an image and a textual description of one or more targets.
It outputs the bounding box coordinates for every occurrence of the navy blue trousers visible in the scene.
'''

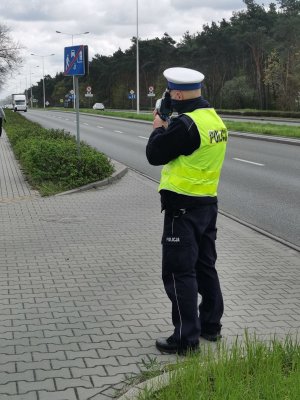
[161,204,223,346]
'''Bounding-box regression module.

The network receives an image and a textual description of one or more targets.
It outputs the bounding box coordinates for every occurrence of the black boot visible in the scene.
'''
[200,331,222,342]
[156,335,199,355]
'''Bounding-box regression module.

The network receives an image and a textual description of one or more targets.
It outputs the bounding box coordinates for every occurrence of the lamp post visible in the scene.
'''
[55,31,89,109]
[136,0,140,114]
[31,53,55,108]
[29,65,39,108]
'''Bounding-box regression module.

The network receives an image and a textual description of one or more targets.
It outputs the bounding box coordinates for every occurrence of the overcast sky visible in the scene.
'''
[0,0,269,100]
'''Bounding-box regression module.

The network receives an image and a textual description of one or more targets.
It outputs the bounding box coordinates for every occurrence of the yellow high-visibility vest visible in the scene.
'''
[159,108,228,197]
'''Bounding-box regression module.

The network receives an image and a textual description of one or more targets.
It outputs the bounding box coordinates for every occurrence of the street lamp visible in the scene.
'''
[31,53,55,109]
[55,31,89,46]
[55,30,90,109]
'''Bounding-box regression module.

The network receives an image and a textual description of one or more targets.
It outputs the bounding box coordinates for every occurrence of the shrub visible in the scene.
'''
[5,110,115,195]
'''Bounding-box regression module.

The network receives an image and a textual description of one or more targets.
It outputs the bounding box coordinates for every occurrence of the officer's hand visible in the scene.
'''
[153,114,168,129]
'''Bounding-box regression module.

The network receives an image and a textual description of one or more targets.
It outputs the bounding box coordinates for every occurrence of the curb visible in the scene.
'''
[55,160,128,196]
[118,372,170,400]
[219,210,300,253]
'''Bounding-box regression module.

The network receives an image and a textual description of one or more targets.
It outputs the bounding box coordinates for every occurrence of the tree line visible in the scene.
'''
[2,0,300,111]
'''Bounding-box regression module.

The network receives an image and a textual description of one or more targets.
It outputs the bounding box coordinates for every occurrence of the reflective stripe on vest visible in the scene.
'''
[158,108,228,197]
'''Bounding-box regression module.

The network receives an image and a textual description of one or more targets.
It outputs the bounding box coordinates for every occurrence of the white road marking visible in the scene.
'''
[233,158,265,166]
[97,126,103,129]
[138,136,148,140]
[84,123,89,126]
[114,130,123,133]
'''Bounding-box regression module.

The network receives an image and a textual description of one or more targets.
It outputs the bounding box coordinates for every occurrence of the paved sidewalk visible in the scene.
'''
[0,129,299,399]
[0,131,39,203]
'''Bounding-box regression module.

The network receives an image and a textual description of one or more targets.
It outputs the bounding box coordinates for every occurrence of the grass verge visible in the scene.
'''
[51,108,300,139]
[4,110,115,196]
[135,334,300,400]
[225,120,300,138]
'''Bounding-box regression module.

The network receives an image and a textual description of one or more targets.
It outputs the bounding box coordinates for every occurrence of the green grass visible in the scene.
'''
[137,335,300,400]
[50,107,300,138]
[225,120,300,138]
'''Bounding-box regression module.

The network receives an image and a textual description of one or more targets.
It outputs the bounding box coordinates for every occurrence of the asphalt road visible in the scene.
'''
[23,109,300,248]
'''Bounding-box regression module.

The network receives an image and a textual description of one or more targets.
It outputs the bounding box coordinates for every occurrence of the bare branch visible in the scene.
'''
[0,23,23,89]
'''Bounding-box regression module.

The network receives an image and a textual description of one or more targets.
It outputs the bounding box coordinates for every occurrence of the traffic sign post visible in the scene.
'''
[64,45,89,159]
[85,86,93,107]
[147,86,155,109]
[129,90,135,109]
[74,76,80,157]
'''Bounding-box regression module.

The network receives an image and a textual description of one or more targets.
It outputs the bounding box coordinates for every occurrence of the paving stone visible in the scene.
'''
[0,370,34,385]
[16,360,51,372]
[55,376,93,390]
[18,378,55,394]
[51,358,86,370]
[15,344,47,354]
[38,388,77,400]
[0,353,32,364]
[79,342,111,351]
[92,374,128,387]
[36,367,72,381]
[0,363,16,373]
[76,387,109,400]
[0,381,17,395]
[105,363,141,376]
[65,349,99,360]
[30,337,61,346]
[0,393,38,400]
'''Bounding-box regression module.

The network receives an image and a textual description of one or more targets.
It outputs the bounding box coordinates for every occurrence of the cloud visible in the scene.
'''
[170,0,244,11]
[0,0,103,22]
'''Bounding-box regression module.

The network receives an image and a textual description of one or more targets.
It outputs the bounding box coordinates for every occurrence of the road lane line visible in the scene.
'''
[114,130,123,133]
[97,126,103,129]
[138,136,148,140]
[84,123,89,126]
[233,158,265,166]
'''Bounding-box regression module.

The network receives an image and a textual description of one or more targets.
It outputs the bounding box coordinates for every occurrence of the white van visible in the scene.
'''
[12,94,27,112]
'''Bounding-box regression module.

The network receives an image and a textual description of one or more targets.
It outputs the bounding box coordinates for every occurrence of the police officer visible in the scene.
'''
[146,67,228,354]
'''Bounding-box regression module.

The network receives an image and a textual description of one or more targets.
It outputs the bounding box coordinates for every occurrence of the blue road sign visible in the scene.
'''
[64,45,85,76]
[128,94,136,99]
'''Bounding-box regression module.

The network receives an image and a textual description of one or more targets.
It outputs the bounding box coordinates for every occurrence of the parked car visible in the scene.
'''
[93,103,105,110]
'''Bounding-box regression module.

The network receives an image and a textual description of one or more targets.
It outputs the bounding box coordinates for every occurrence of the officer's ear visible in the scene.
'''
[174,90,184,100]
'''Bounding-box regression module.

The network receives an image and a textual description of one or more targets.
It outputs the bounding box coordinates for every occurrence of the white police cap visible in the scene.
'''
[163,67,204,90]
